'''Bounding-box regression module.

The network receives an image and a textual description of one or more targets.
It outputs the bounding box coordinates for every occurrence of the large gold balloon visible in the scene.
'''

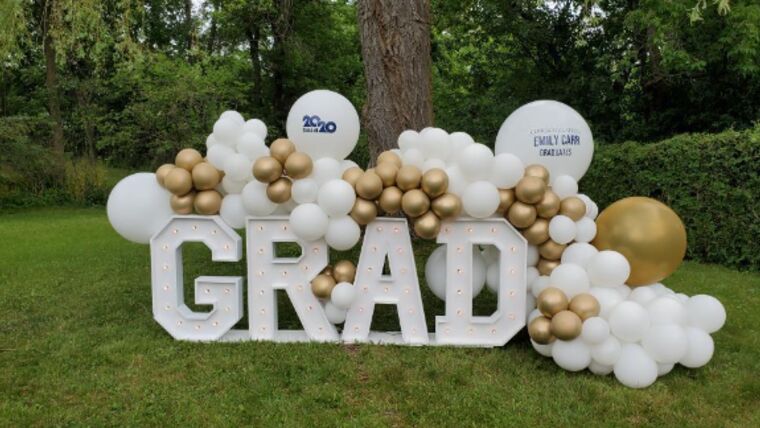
[496,189,515,215]
[191,162,221,190]
[522,218,549,245]
[342,167,364,187]
[156,163,175,187]
[421,168,448,198]
[431,193,462,220]
[537,258,560,276]
[266,177,292,203]
[414,211,441,239]
[175,148,203,171]
[515,176,547,204]
[170,191,195,214]
[333,260,357,283]
[396,165,422,191]
[351,198,378,225]
[539,239,566,260]
[524,164,550,184]
[507,201,537,229]
[560,196,586,221]
[311,274,336,299]
[377,151,402,169]
[164,168,193,195]
[401,189,430,218]
[537,287,568,317]
[528,316,555,344]
[321,265,333,277]
[378,186,403,214]
[270,138,295,164]
[253,156,283,183]
[536,190,560,218]
[355,171,384,200]
[550,310,582,340]
[569,293,600,320]
[284,152,313,179]
[593,196,687,286]
[194,190,222,215]
[375,162,399,187]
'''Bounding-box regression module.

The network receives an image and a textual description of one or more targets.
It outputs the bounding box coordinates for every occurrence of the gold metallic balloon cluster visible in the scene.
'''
[252,138,314,203]
[528,287,600,344]
[310,260,357,299]
[156,148,224,215]
[503,164,587,276]
[345,151,463,239]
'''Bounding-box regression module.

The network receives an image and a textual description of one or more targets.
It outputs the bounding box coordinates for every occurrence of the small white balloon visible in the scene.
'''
[207,144,235,170]
[425,245,486,300]
[480,245,500,264]
[311,157,342,185]
[589,361,614,375]
[581,317,610,345]
[574,217,597,243]
[423,158,447,172]
[549,263,590,298]
[241,181,277,215]
[420,127,451,160]
[221,176,247,195]
[324,216,361,251]
[318,179,356,217]
[616,284,632,299]
[628,286,659,306]
[107,173,173,244]
[589,287,624,319]
[576,194,598,219]
[552,175,578,199]
[236,132,268,161]
[532,340,554,357]
[397,130,421,152]
[340,159,359,172]
[647,296,688,325]
[462,181,500,218]
[449,131,474,155]
[213,117,242,145]
[591,335,622,366]
[531,275,551,298]
[485,261,500,293]
[243,118,268,140]
[614,343,658,388]
[609,301,650,342]
[561,243,598,268]
[402,148,425,169]
[527,244,539,266]
[458,144,494,181]
[292,178,319,204]
[680,327,715,368]
[587,250,631,287]
[206,134,219,150]
[641,323,689,364]
[489,153,525,189]
[224,153,253,181]
[685,295,726,333]
[289,203,329,242]
[220,110,245,125]
[552,339,592,372]
[324,301,347,324]
[657,362,675,377]
[444,165,468,196]
[548,215,577,244]
[331,282,357,309]
[219,194,247,229]
[527,267,539,286]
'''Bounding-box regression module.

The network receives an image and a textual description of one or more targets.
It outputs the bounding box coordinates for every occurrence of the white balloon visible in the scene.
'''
[574,217,597,243]
[589,287,624,319]
[680,327,715,368]
[480,245,500,264]
[616,284,632,299]
[207,144,235,170]
[527,267,539,286]
[458,144,494,181]
[657,362,675,377]
[291,178,319,204]
[402,148,425,169]
[425,245,486,301]
[324,301,347,324]
[614,343,658,388]
[589,361,614,376]
[107,173,173,244]
[289,203,329,242]
[311,157,342,185]
[591,335,622,366]
[641,324,689,364]
[485,261,500,293]
[685,295,726,333]
[526,293,536,317]
[628,286,659,306]
[205,134,218,150]
[213,117,242,145]
[549,263,590,298]
[561,243,598,268]
[221,176,247,195]
[423,158,447,172]
[494,100,594,181]
[224,153,253,181]
[552,175,578,199]
[331,282,357,309]
[219,194,247,229]
[318,179,356,217]
[420,127,451,160]
[449,131,474,155]
[462,181,500,218]
[324,216,361,250]
[241,181,277,216]
[531,340,554,357]
[220,110,245,125]
[397,130,421,152]
[576,194,598,219]
[552,339,592,372]
[285,90,359,160]
[548,215,576,244]
[236,132,268,161]
[609,301,650,342]
[340,159,359,172]
[527,244,539,266]
[273,199,297,215]
[444,165,468,196]
[489,153,525,189]
[647,296,688,325]
[243,118,268,140]
[587,250,631,287]
[531,275,551,298]
[528,308,543,323]
[581,317,610,345]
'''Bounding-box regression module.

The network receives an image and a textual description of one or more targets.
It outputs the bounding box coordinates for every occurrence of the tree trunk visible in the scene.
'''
[271,0,294,125]
[207,1,217,54]
[246,25,262,111]
[43,25,64,154]
[184,0,193,53]
[357,0,433,162]
[76,84,96,160]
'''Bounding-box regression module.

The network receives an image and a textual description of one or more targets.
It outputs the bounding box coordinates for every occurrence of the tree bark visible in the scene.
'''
[43,9,65,155]
[184,0,193,53]
[271,0,294,125]
[246,25,262,111]
[357,0,433,163]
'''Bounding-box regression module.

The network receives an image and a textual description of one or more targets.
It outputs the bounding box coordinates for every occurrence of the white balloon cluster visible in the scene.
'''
[528,247,726,388]
[424,245,487,300]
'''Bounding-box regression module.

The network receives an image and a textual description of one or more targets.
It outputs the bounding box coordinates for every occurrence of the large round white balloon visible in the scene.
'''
[425,245,486,300]
[318,179,356,217]
[107,173,174,244]
[685,295,726,333]
[420,127,451,160]
[587,250,631,287]
[647,296,688,325]
[614,343,658,388]
[588,287,624,319]
[548,215,576,244]
[552,175,578,199]
[461,181,500,218]
[609,301,650,342]
[397,130,421,152]
[561,243,598,268]
[591,335,622,366]
[489,153,524,189]
[680,327,715,368]
[243,118,267,140]
[311,157,342,185]
[331,282,357,309]
[324,216,361,250]
[549,263,590,298]
[289,203,329,242]
[241,181,277,216]
[219,194,247,229]
[285,90,359,160]
[641,324,688,364]
[495,100,594,181]
[552,339,591,372]
[458,144,494,181]
[236,132,268,161]
[580,317,610,345]
[291,178,319,204]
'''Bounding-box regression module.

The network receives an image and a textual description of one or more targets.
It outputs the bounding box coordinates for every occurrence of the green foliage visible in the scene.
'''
[583,125,760,270]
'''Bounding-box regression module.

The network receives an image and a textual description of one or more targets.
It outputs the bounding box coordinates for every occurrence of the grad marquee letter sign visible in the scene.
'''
[149,215,527,347]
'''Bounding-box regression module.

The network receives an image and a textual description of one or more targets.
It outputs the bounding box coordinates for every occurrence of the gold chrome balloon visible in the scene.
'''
[431,193,462,220]
[164,168,193,195]
[350,198,378,225]
[522,218,549,245]
[170,191,195,214]
[593,196,688,286]
[375,162,399,187]
[270,138,295,164]
[321,265,333,277]
[378,186,403,214]
[355,171,384,200]
[377,151,402,169]
[496,189,515,215]
[191,162,221,190]
[536,190,561,218]
[266,177,292,203]
[560,196,587,221]
[401,189,430,218]
[537,258,560,276]
[156,163,175,187]
[550,310,582,340]
[396,165,422,191]
[569,293,600,320]
[515,176,547,204]
[333,260,357,283]
[311,274,336,299]
[537,287,569,317]
[539,239,566,260]
[421,168,448,198]
[341,167,364,187]
[528,316,555,344]
[194,190,222,215]
[507,201,537,229]
[284,152,313,179]
[253,156,283,183]
[175,148,203,171]
[525,164,550,184]
[414,211,441,239]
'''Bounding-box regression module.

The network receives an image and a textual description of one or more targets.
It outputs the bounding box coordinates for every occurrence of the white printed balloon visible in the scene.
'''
[285,90,360,160]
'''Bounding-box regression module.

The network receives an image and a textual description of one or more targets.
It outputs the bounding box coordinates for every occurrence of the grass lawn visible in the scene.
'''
[1,207,759,426]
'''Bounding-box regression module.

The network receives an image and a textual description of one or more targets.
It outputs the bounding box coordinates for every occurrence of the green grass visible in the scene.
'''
[1,208,758,426]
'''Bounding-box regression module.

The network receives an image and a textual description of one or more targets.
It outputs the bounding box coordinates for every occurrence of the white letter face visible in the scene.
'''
[150,216,244,341]
[247,217,338,342]
[342,219,429,345]
[435,219,527,346]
